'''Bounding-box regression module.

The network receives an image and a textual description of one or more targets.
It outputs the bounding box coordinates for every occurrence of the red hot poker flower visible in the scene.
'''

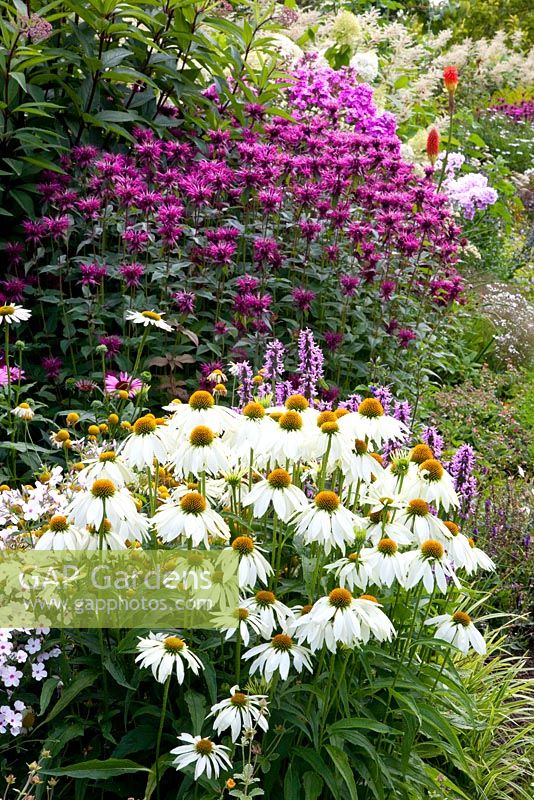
[443,66,459,94]
[426,127,440,165]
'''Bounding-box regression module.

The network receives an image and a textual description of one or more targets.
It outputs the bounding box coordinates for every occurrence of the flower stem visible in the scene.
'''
[155,673,171,800]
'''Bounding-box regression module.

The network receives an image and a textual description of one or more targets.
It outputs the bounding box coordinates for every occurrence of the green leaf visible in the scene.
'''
[42,758,150,780]
[112,726,155,758]
[42,669,99,724]
[185,689,206,735]
[325,745,358,800]
[303,771,323,800]
[39,676,60,716]
[294,748,340,800]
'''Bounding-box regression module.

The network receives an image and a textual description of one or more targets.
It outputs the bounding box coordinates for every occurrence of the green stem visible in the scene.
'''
[155,674,172,800]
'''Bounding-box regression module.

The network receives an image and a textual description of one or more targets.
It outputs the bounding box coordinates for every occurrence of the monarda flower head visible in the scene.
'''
[426,127,440,166]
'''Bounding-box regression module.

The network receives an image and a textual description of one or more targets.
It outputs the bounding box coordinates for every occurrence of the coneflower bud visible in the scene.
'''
[443,66,459,95]
[426,127,440,166]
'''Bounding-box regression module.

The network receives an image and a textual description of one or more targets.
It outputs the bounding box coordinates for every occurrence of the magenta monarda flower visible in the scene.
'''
[80,262,107,286]
[119,262,144,288]
[105,371,143,398]
[99,335,122,359]
[42,356,63,380]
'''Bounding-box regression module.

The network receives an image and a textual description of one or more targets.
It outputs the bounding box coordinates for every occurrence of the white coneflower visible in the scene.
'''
[343,438,385,483]
[409,459,459,512]
[338,398,408,447]
[292,588,364,653]
[360,489,412,546]
[441,521,474,570]
[78,450,133,487]
[119,415,170,470]
[164,390,235,436]
[211,605,268,646]
[66,478,150,542]
[207,685,269,742]
[170,425,230,478]
[396,498,453,544]
[425,611,486,655]
[242,468,308,522]
[0,304,31,325]
[268,410,309,465]
[84,518,129,550]
[125,309,172,332]
[135,632,203,684]
[309,418,352,472]
[361,538,406,588]
[241,590,294,638]
[292,491,357,555]
[171,734,231,779]
[403,539,459,593]
[35,515,90,551]
[153,492,229,548]
[223,401,275,459]
[230,536,274,589]
[465,536,495,575]
[11,402,34,421]
[324,552,371,592]
[243,633,313,680]
[351,594,396,643]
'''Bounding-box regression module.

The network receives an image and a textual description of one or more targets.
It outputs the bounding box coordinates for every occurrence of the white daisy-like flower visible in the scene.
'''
[267,394,320,423]
[11,402,34,421]
[361,538,406,588]
[66,478,150,542]
[324,552,371,592]
[338,398,408,447]
[164,390,235,436]
[425,611,486,655]
[84,519,129,550]
[171,733,231,780]
[171,477,225,509]
[135,632,203,684]
[241,590,294,638]
[207,684,269,742]
[360,489,413,545]
[243,633,313,680]
[292,491,357,555]
[268,410,310,465]
[309,418,352,472]
[153,492,229,548]
[35,514,90,551]
[343,438,385,483]
[351,594,396,643]
[291,588,364,653]
[118,415,170,470]
[242,468,308,522]
[211,605,268,646]
[223,401,276,459]
[465,536,495,575]
[170,425,230,478]
[0,304,32,325]
[403,539,460,593]
[395,498,453,544]
[229,536,273,589]
[441,521,474,570]
[78,450,134,488]
[125,308,172,332]
[408,459,459,512]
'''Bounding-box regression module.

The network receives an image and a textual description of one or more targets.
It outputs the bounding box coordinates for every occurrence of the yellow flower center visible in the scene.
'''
[377,538,398,555]
[358,398,384,418]
[278,411,303,432]
[354,439,368,455]
[317,411,336,427]
[468,537,476,548]
[49,515,69,532]
[232,536,255,555]
[321,420,339,435]
[408,499,430,516]
[91,479,116,499]
[99,451,117,462]
[55,429,70,442]
[315,490,340,512]
[285,394,309,411]
[195,738,214,755]
[334,408,349,419]
[452,611,471,627]
[301,604,313,614]
[348,552,360,562]
[236,608,249,621]
[230,692,248,707]
[18,402,30,409]
[420,459,444,481]
[163,636,185,653]
[180,492,207,514]
[242,402,265,420]
[189,425,215,447]
[360,594,378,603]
[0,306,15,316]
[271,633,293,651]
[421,539,444,560]
[444,521,459,536]
[133,415,157,435]
[187,551,204,566]
[267,468,291,489]
[255,590,276,607]
[189,390,214,410]
[411,444,434,464]
[370,453,383,467]
[141,310,161,321]
[329,587,353,608]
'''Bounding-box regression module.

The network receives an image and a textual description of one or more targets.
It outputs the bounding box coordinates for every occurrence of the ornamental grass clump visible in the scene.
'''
[0,337,507,800]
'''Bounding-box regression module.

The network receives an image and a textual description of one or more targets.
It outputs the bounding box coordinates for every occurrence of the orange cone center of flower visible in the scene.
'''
[410,444,434,464]
[317,411,336,427]
[421,539,444,559]
[236,608,249,621]
[420,459,444,481]
[321,421,339,435]
[49,515,69,532]
[230,692,248,707]
[377,538,398,555]
[329,588,353,608]
[141,310,161,321]
[195,738,214,755]
[99,451,117,462]
[189,425,215,447]
[189,390,214,410]
[452,611,471,626]
[408,499,430,516]
[267,468,291,489]
[335,408,349,419]
[354,439,368,455]
[0,306,15,316]
[133,416,157,435]
[271,633,293,651]
[242,401,265,420]
[279,410,303,431]
[180,492,206,514]
[91,479,116,499]
[358,398,384,418]
[232,536,255,555]
[163,635,185,653]
[255,590,275,606]
[348,552,360,562]
[315,490,340,512]
[285,394,309,411]
[444,521,459,536]
[360,594,378,603]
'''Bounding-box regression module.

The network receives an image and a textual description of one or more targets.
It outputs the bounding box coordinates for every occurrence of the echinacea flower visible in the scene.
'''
[66,478,150,542]
[35,515,90,551]
[409,459,459,511]
[230,536,273,589]
[104,371,143,399]
[241,591,294,638]
[395,498,452,544]
[403,539,459,593]
[361,538,406,588]
[11,403,34,421]
[135,632,204,684]
[292,588,365,653]
[119,414,170,470]
[207,685,269,742]
[339,398,408,447]
[243,633,313,680]
[171,734,231,780]
[164,390,234,436]
[78,450,133,488]
[170,425,230,478]
[125,309,172,332]
[242,468,308,522]
[324,552,370,592]
[153,492,229,548]
[292,491,357,555]
[0,305,31,325]
[425,610,486,655]
[211,605,267,646]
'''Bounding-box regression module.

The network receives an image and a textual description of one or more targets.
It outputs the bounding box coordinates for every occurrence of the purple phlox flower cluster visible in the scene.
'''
[420,425,444,459]
[262,340,285,382]
[274,380,294,405]
[297,328,324,401]
[448,444,477,519]
[443,172,498,220]
[490,99,534,122]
